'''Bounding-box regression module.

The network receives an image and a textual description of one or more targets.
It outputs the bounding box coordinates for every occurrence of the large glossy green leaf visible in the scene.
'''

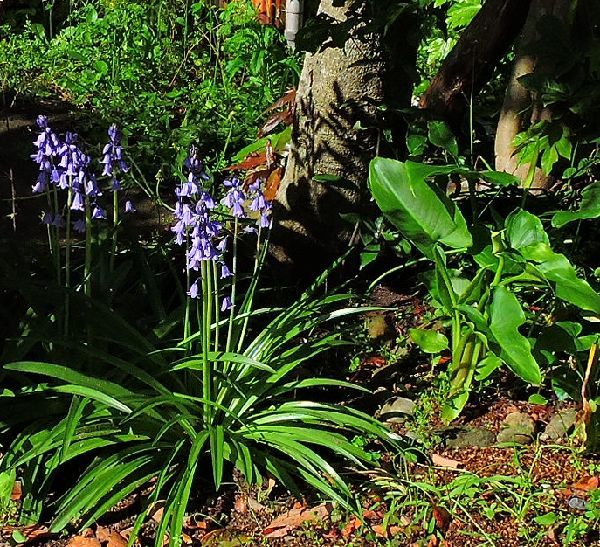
[409,328,449,353]
[505,209,549,250]
[552,182,600,228]
[519,243,600,315]
[489,287,541,385]
[369,157,472,256]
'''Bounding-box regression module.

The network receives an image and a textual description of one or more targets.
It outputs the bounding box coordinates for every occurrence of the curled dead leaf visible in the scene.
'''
[431,454,463,469]
[262,503,331,538]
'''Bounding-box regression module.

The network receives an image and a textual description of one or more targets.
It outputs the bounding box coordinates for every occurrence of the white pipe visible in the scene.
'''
[285,0,304,50]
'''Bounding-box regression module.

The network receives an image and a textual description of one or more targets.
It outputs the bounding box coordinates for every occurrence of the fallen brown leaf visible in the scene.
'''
[433,506,452,532]
[67,537,101,547]
[95,526,111,542]
[262,503,331,538]
[431,454,463,469]
[106,531,128,547]
[372,524,403,538]
[0,524,52,543]
[573,476,599,492]
[341,516,362,538]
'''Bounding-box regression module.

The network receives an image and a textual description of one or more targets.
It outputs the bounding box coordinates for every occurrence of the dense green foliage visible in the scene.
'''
[2,0,600,544]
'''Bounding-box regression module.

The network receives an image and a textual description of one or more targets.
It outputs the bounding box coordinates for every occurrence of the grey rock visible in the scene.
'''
[541,408,577,441]
[497,411,535,445]
[445,427,496,448]
[379,397,416,423]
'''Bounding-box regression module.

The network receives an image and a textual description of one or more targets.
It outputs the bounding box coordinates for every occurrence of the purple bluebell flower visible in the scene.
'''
[71,192,85,212]
[220,263,232,279]
[125,200,136,213]
[223,177,246,218]
[52,213,65,228]
[73,219,86,233]
[101,124,129,188]
[32,172,49,194]
[42,211,54,225]
[248,179,272,229]
[92,206,107,220]
[188,280,199,299]
[221,296,232,312]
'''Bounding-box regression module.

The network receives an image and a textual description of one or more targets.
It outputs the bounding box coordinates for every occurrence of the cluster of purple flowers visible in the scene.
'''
[101,124,129,191]
[171,147,273,309]
[31,116,134,232]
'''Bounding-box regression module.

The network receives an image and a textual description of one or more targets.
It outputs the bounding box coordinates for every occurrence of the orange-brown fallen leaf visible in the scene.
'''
[433,506,452,532]
[372,524,403,538]
[341,516,362,538]
[262,503,331,538]
[106,532,128,547]
[67,537,101,547]
[431,454,463,469]
[0,524,52,543]
[573,476,599,492]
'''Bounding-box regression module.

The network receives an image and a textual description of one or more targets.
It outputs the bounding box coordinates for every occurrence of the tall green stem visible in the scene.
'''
[64,185,73,335]
[201,261,213,427]
[212,260,220,352]
[237,225,262,353]
[110,190,119,273]
[225,218,239,354]
[184,239,191,348]
[84,197,92,298]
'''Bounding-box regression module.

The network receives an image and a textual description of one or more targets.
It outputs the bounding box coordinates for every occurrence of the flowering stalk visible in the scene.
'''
[224,217,239,355]
[110,190,119,273]
[212,260,220,352]
[201,260,213,427]
[64,182,73,335]
[84,197,92,298]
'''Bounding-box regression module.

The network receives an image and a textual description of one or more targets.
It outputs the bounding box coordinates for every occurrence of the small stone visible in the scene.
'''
[445,427,496,448]
[497,411,535,444]
[541,408,577,441]
[568,496,588,511]
[379,397,416,423]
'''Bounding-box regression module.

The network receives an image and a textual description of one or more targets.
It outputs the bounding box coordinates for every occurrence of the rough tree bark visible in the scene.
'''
[420,0,531,123]
[272,0,387,277]
[494,0,573,189]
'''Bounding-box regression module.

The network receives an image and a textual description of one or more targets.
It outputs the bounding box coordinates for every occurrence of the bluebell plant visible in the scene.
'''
[31,116,134,330]
[171,146,273,433]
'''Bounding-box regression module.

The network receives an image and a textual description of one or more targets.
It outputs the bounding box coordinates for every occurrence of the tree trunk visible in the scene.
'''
[420,0,531,123]
[272,0,386,277]
[494,0,573,189]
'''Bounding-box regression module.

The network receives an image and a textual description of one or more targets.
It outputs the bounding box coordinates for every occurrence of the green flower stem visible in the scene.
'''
[236,225,262,353]
[110,190,119,273]
[201,260,213,427]
[184,239,191,351]
[212,260,220,352]
[84,197,92,298]
[44,186,59,282]
[225,217,239,354]
[64,185,73,335]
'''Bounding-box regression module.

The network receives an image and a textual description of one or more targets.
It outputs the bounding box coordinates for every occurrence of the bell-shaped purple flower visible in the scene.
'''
[125,200,136,213]
[92,205,107,220]
[73,219,86,233]
[188,280,199,299]
[221,296,232,312]
[71,192,85,212]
